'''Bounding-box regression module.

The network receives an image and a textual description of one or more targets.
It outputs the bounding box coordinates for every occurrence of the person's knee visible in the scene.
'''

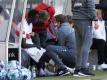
[46,45,53,51]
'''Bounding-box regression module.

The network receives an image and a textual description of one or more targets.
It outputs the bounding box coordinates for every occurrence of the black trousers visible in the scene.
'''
[31,29,48,70]
[32,29,47,48]
[91,38,107,65]
[104,43,107,64]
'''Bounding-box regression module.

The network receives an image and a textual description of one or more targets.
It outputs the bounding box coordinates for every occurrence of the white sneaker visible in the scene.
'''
[97,64,107,70]
[97,64,103,70]
[66,66,75,74]
[101,64,107,69]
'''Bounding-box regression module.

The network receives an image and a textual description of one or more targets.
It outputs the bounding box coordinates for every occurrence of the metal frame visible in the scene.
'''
[19,0,28,65]
[5,0,16,63]
[4,0,28,65]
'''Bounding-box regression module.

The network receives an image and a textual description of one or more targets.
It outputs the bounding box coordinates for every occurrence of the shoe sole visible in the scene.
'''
[73,72,90,77]
[73,74,88,77]
[61,72,71,76]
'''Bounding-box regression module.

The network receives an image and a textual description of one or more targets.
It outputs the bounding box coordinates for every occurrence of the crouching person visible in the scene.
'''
[46,14,76,70]
[21,10,70,76]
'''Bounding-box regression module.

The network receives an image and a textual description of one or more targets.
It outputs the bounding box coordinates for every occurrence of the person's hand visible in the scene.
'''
[31,32,35,37]
[93,21,99,30]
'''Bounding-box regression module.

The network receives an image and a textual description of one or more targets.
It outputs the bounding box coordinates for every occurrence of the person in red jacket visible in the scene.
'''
[30,3,56,76]
[32,3,55,48]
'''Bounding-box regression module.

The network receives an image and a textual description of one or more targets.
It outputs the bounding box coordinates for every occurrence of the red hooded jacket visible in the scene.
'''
[33,3,55,31]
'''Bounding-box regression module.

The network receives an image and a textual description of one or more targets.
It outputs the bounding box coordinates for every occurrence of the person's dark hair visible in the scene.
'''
[35,10,49,26]
[27,9,49,26]
[27,10,39,24]
[55,14,67,24]
[39,10,49,20]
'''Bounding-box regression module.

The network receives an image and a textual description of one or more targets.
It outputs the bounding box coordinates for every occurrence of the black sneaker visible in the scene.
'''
[57,68,70,76]
[80,68,95,76]
[73,68,95,77]
[73,69,84,77]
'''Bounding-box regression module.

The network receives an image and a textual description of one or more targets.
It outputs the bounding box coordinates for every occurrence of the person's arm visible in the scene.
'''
[21,38,41,49]
[22,38,34,48]
[57,29,65,46]
[87,0,98,21]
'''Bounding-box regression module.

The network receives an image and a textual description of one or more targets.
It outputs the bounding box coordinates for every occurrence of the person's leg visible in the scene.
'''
[91,38,97,49]
[37,53,51,76]
[74,20,93,69]
[74,20,94,76]
[95,39,105,65]
[104,43,107,64]
[31,30,47,75]
[91,39,106,70]
[104,27,107,64]
[91,38,105,65]
[45,46,71,75]
[74,20,83,70]
[80,21,93,68]
[45,46,66,70]
[46,45,76,68]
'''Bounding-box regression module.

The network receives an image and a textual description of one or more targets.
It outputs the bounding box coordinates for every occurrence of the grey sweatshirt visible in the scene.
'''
[72,0,97,21]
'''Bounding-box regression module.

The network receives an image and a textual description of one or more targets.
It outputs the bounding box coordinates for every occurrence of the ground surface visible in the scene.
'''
[36,70,107,80]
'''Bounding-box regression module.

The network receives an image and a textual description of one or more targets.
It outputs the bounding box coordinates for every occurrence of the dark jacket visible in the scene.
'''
[96,0,107,20]
[72,0,97,20]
